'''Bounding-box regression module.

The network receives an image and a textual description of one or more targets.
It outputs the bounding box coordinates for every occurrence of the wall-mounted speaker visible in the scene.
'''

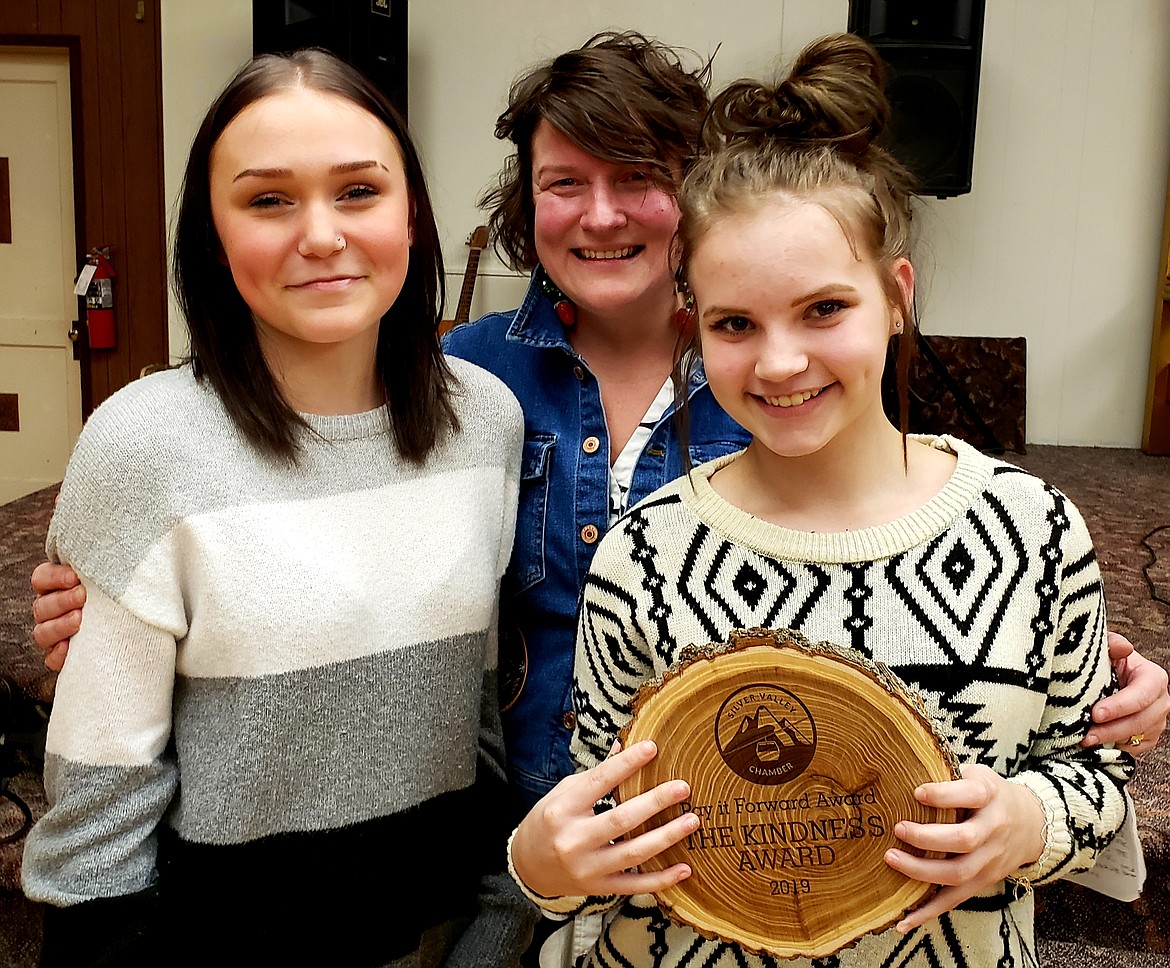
[252,1,408,122]
[848,0,985,198]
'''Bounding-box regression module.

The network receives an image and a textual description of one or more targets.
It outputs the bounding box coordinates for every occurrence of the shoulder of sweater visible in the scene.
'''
[444,357,523,437]
[82,363,207,425]
[49,367,233,576]
[627,455,726,515]
[942,436,1068,503]
[65,366,227,482]
[445,354,518,402]
[934,435,1094,544]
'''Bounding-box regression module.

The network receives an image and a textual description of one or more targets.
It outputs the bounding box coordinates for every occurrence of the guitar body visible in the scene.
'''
[439,225,489,337]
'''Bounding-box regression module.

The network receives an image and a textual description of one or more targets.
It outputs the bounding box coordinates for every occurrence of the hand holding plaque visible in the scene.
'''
[509,738,700,900]
[614,627,963,960]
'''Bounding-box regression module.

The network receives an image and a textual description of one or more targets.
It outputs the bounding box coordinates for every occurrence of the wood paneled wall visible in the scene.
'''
[1,0,167,414]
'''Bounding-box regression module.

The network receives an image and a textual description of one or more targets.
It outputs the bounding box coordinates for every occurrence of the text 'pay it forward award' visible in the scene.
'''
[616,627,962,959]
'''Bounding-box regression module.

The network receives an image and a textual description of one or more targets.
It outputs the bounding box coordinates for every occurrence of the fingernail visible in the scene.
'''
[896,920,910,934]
[894,822,907,839]
[1084,733,1099,746]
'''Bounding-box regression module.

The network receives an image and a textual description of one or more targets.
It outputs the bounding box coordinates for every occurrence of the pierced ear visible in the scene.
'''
[889,258,915,335]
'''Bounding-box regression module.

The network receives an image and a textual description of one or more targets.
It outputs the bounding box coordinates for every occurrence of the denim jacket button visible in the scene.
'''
[580,524,599,544]
[573,365,586,381]
[562,711,577,730]
[647,445,666,458]
[582,436,600,454]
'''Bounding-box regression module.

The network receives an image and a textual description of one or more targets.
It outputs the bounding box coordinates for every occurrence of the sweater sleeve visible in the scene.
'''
[22,403,184,965]
[1005,489,1133,885]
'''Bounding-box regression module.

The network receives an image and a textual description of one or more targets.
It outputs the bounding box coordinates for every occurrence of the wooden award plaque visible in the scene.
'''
[616,628,961,960]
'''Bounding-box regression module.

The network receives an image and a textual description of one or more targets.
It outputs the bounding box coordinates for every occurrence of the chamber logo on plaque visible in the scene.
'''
[715,683,816,785]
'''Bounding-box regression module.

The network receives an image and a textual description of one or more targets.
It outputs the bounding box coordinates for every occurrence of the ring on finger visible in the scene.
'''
[1127,733,1145,747]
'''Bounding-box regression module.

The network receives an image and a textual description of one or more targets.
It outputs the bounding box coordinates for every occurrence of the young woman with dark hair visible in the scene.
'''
[172,48,456,462]
[21,48,534,967]
[508,34,1135,968]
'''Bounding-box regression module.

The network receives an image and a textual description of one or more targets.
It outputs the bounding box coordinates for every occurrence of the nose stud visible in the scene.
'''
[336,236,346,251]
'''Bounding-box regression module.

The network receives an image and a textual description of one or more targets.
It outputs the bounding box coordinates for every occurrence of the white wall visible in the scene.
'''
[158,1,1170,447]
[914,1,1170,446]
[159,0,253,362]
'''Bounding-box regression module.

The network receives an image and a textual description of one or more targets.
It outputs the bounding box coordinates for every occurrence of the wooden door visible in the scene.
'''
[0,1,169,419]
[0,47,81,503]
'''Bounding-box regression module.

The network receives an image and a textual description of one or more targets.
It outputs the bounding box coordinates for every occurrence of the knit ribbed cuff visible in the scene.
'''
[1005,775,1069,884]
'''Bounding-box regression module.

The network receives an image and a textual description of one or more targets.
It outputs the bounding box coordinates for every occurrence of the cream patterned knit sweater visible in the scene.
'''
[527,437,1132,968]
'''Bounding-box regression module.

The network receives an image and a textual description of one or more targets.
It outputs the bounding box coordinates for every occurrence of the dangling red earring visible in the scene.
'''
[538,271,576,327]
[554,300,577,327]
[674,291,696,332]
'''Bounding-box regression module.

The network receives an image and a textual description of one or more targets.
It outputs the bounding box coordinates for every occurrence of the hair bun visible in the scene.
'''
[704,34,890,155]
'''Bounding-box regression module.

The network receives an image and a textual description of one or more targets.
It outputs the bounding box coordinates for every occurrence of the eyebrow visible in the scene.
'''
[701,286,859,320]
[533,163,576,180]
[793,285,858,307]
[232,160,388,182]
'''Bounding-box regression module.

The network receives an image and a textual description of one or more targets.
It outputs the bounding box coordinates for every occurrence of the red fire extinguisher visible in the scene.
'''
[83,247,116,350]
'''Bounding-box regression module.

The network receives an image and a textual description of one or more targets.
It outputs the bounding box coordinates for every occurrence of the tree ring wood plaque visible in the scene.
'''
[615,627,962,959]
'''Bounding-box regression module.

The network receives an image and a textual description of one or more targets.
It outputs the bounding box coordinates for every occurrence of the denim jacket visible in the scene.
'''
[443,269,751,810]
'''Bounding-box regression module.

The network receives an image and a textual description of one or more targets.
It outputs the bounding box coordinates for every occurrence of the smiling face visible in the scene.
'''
[208,87,412,363]
[530,120,680,324]
[691,197,911,463]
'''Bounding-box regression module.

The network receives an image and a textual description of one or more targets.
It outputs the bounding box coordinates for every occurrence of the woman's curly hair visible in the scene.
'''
[482,31,713,272]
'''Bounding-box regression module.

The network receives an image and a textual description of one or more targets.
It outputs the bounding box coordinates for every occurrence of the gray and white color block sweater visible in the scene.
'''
[23,362,536,967]
[528,437,1132,968]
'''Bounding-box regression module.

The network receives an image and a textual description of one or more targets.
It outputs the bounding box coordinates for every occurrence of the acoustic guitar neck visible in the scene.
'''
[441,225,488,335]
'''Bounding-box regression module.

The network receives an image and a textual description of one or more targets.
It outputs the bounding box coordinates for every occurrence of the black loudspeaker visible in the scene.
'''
[848,0,985,198]
[252,0,408,121]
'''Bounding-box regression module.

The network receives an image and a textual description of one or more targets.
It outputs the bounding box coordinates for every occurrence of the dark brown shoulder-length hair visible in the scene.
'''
[174,47,455,463]
[482,30,713,272]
